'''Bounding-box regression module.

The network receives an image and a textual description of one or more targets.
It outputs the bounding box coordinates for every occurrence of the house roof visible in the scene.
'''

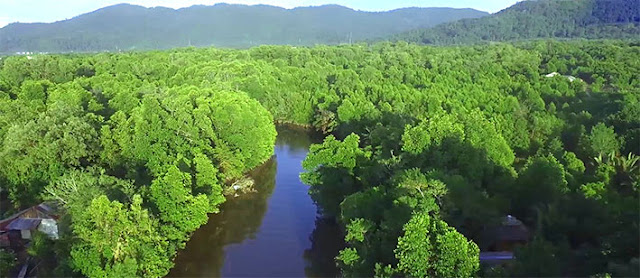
[480,251,515,266]
[494,224,529,241]
[0,203,59,230]
[493,215,529,241]
[502,215,522,226]
[480,251,514,261]
[482,215,530,245]
[6,218,42,230]
[544,72,579,82]
[36,203,59,219]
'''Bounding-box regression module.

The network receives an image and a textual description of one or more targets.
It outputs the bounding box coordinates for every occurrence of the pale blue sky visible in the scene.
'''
[0,0,521,27]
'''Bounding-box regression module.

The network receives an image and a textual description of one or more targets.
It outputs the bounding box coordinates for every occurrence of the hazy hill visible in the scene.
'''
[393,0,640,44]
[0,3,487,53]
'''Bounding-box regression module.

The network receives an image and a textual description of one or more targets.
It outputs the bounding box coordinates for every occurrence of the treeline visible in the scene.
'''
[0,4,487,53]
[393,0,640,45]
[1,40,639,277]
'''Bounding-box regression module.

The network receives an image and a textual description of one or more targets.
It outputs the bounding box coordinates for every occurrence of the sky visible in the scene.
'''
[0,0,521,28]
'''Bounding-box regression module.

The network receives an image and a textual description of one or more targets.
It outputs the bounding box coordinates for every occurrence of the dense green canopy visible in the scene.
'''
[0,48,277,277]
[1,39,638,277]
[393,0,640,45]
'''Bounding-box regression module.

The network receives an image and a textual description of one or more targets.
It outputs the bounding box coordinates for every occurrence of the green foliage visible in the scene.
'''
[193,153,225,211]
[0,38,637,277]
[562,151,586,175]
[509,237,567,277]
[70,195,171,277]
[337,248,360,267]
[289,40,637,277]
[208,91,277,174]
[27,231,55,257]
[345,218,374,243]
[395,169,448,203]
[302,134,371,217]
[0,109,100,207]
[149,166,209,242]
[44,170,132,216]
[401,114,464,155]
[0,249,17,277]
[582,123,621,158]
[394,212,479,277]
[0,47,278,277]
[302,134,368,174]
[581,182,607,200]
[513,155,568,220]
[394,0,640,45]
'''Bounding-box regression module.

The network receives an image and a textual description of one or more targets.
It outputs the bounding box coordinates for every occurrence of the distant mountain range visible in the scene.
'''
[393,0,640,44]
[0,4,487,53]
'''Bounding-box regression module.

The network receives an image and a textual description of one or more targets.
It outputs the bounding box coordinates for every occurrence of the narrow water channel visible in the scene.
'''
[169,126,344,277]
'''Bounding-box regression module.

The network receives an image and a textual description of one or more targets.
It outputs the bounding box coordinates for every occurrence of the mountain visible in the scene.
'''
[0,3,487,53]
[393,0,640,45]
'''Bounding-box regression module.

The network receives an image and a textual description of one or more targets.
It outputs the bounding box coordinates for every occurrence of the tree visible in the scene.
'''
[401,114,464,155]
[0,249,16,277]
[0,37,638,278]
[208,90,277,175]
[302,134,368,174]
[149,165,210,243]
[509,237,567,277]
[581,123,620,159]
[193,153,225,211]
[394,168,447,208]
[394,212,479,278]
[301,134,371,216]
[0,112,100,208]
[70,195,172,278]
[513,155,568,222]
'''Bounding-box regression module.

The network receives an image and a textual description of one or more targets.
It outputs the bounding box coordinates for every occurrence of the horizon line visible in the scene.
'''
[0,2,496,27]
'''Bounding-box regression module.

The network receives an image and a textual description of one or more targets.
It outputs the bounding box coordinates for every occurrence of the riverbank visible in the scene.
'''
[273,120,314,130]
[169,126,343,277]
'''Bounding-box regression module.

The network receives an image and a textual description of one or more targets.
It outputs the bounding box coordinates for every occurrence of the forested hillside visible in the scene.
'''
[0,40,638,277]
[0,4,487,53]
[394,0,640,44]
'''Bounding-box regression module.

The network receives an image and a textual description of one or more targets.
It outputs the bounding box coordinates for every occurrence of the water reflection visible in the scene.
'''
[275,125,324,151]
[169,157,277,277]
[169,126,343,278]
[304,217,345,278]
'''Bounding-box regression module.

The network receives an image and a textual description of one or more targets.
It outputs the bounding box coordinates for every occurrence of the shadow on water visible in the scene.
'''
[168,157,277,277]
[274,124,325,151]
[304,217,346,277]
[169,126,344,278]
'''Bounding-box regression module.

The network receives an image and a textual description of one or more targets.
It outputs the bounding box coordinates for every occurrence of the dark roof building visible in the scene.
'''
[480,251,515,266]
[483,215,530,252]
[494,215,530,243]
[6,218,42,231]
[0,203,59,231]
[0,204,60,242]
[479,215,530,266]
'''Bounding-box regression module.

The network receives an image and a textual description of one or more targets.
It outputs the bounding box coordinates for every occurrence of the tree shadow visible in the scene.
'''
[168,157,277,277]
[303,216,346,278]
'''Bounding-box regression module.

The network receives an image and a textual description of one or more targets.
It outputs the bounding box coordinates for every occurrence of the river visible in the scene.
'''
[169,126,344,277]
